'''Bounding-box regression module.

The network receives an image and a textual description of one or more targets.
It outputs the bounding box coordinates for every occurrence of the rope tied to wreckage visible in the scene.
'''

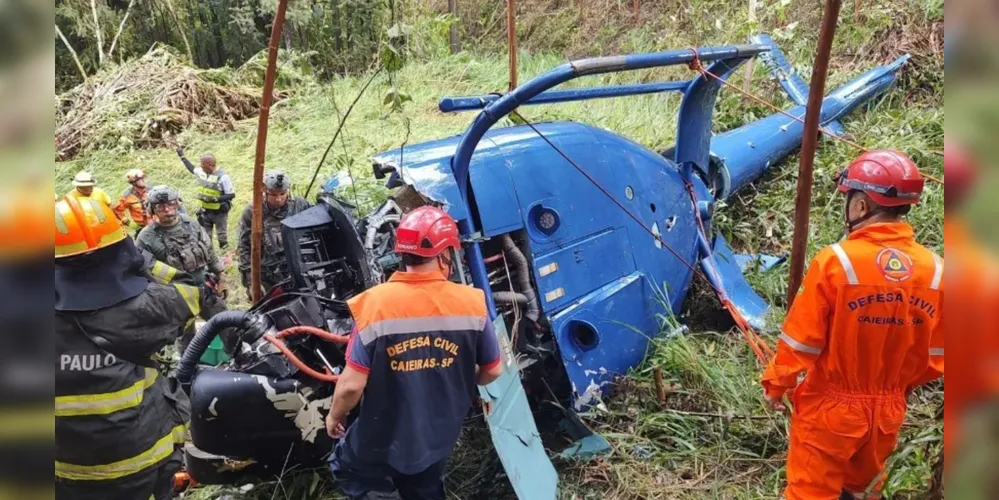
[684,48,944,186]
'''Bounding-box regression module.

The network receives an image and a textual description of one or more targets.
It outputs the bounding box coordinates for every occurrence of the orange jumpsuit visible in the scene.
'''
[763,222,944,500]
[112,185,150,227]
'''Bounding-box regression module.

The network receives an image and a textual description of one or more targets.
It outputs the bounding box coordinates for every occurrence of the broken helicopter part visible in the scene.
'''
[181,35,908,498]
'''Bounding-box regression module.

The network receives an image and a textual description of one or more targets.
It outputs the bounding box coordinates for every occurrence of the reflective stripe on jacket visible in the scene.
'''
[195,171,222,210]
[343,270,495,474]
[55,282,198,482]
[762,222,944,397]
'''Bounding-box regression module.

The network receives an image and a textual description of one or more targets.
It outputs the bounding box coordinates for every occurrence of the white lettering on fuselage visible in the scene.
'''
[59,353,117,371]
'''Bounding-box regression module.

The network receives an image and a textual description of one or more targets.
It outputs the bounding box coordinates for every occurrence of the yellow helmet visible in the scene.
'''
[0,193,50,260]
[55,195,128,258]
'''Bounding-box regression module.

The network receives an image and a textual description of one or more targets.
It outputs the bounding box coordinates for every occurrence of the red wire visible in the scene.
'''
[263,325,351,383]
[274,325,350,344]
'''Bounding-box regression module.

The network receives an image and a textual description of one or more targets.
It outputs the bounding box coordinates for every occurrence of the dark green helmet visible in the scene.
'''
[263,170,291,191]
[145,185,180,213]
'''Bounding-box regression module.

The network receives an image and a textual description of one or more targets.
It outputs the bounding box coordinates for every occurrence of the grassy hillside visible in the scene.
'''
[56,1,944,498]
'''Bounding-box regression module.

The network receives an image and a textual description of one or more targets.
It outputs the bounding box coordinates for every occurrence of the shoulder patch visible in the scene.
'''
[876,248,915,283]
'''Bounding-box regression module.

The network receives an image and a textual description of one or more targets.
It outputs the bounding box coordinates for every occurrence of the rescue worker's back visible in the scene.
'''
[764,222,943,398]
[326,205,503,500]
[344,270,498,473]
[762,150,943,500]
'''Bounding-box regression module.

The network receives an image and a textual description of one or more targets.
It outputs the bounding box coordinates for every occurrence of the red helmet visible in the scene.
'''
[944,139,977,204]
[393,206,461,258]
[836,149,924,207]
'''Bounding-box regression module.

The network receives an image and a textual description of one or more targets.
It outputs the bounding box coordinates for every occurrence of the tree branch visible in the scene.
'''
[90,0,105,65]
[162,0,193,62]
[107,0,137,59]
[56,24,89,83]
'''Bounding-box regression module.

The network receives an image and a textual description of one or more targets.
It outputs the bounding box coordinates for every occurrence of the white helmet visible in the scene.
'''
[126,169,145,184]
[72,171,96,187]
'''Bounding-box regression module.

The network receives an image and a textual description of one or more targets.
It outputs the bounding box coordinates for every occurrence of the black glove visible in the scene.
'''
[176,147,185,158]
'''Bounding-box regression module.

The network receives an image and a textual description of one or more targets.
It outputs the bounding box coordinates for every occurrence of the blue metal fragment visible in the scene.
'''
[439,80,692,113]
[734,253,787,273]
[556,434,613,460]
[703,236,772,331]
[479,318,558,498]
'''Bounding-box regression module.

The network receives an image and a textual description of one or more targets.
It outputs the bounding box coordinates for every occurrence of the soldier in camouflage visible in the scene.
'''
[136,185,227,348]
[237,170,311,300]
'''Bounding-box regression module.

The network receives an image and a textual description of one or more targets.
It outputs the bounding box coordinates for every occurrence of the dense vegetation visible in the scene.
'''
[56,1,944,498]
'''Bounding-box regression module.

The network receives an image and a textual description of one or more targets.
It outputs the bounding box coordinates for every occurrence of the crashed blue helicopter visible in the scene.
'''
[181,35,908,497]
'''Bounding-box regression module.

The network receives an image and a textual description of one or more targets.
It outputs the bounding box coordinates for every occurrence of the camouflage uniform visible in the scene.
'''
[136,214,226,349]
[237,196,312,298]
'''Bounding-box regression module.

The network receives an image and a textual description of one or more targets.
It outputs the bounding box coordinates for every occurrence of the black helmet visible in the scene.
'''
[263,170,291,191]
[145,185,180,214]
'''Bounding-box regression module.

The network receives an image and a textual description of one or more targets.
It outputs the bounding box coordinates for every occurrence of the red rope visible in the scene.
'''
[685,180,774,363]
[686,48,944,186]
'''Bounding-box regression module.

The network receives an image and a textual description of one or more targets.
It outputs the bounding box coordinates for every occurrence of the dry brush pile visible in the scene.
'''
[55,46,280,161]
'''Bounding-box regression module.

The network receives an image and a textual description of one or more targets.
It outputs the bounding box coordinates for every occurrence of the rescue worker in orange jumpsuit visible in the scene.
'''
[325,206,505,500]
[112,169,151,229]
[762,150,944,500]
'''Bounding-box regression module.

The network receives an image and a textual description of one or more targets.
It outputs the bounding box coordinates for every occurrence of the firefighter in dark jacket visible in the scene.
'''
[55,195,203,500]
[237,170,311,299]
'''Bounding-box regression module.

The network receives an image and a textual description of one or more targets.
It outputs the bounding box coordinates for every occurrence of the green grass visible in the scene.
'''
[58,1,943,498]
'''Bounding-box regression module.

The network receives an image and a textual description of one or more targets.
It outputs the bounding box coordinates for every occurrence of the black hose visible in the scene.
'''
[176,311,253,386]
[500,235,541,321]
[494,291,529,305]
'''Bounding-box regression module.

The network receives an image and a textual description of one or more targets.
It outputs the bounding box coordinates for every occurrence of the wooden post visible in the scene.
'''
[448,0,460,54]
[786,0,842,306]
[633,0,639,23]
[251,0,289,303]
[507,0,517,91]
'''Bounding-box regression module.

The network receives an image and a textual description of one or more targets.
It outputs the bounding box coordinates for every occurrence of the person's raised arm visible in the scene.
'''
[176,147,196,174]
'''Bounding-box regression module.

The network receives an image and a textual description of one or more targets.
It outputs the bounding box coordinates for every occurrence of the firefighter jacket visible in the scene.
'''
[236,197,312,292]
[340,270,501,474]
[112,185,149,228]
[762,222,944,398]
[55,280,200,487]
[136,214,223,285]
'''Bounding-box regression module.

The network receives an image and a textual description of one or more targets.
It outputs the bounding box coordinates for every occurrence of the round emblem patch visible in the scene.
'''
[876,248,914,282]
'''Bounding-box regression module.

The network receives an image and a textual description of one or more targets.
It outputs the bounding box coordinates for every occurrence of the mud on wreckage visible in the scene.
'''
[178,35,909,498]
